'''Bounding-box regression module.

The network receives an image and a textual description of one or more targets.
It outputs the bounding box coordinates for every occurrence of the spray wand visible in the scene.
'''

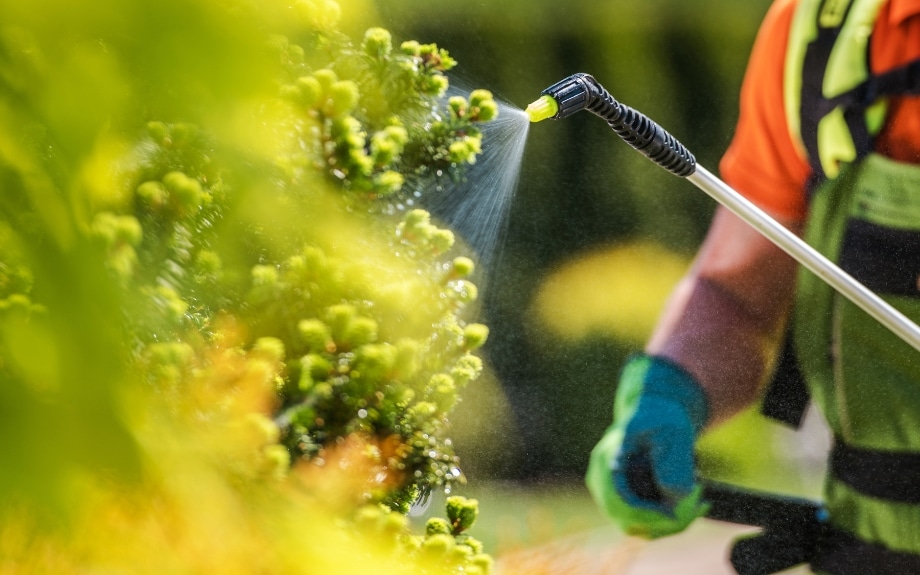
[527,74,920,574]
[526,72,920,353]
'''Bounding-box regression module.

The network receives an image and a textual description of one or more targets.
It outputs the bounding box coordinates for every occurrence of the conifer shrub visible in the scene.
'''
[0,0,497,572]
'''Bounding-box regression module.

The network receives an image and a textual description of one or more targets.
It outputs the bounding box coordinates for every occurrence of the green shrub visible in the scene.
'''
[0,0,497,572]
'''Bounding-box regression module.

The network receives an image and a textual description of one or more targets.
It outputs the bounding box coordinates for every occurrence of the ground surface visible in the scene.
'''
[418,479,816,575]
[493,519,811,575]
[443,408,830,574]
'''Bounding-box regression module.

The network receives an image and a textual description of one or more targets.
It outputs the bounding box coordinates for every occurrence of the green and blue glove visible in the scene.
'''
[586,354,710,538]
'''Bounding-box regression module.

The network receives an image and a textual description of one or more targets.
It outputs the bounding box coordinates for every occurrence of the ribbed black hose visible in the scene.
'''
[541,73,697,177]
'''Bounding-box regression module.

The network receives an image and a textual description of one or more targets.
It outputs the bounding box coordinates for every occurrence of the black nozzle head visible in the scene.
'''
[540,73,596,119]
[528,72,696,177]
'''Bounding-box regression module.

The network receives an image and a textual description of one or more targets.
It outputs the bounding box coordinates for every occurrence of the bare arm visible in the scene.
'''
[646,205,803,427]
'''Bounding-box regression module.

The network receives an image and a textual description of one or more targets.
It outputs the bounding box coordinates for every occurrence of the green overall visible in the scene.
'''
[785,0,920,558]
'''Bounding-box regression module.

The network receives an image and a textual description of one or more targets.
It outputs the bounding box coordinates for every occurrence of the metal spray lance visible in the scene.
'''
[526,72,920,354]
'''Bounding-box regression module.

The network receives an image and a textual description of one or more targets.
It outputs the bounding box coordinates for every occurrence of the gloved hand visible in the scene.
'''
[586,354,710,538]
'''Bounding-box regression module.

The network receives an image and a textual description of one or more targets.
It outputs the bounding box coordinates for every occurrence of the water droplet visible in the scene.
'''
[358,409,368,419]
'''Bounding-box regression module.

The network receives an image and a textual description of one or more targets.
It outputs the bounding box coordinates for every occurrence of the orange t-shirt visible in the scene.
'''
[719,0,920,221]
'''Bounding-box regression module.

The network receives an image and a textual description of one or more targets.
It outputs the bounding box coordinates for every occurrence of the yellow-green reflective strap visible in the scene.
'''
[784,0,889,178]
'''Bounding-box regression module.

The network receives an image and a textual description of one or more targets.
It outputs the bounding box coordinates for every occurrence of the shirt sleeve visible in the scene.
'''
[719,0,812,222]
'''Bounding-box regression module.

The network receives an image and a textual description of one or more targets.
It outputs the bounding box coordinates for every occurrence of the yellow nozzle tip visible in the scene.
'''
[525,95,558,123]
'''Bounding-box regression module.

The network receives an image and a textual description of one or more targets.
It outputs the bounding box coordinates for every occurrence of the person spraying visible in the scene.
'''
[528,0,920,572]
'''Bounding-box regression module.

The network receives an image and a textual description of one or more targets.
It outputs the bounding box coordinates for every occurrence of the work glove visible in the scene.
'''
[586,354,710,538]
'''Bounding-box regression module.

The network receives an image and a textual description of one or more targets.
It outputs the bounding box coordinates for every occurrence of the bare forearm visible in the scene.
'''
[645,207,801,427]
[647,275,791,426]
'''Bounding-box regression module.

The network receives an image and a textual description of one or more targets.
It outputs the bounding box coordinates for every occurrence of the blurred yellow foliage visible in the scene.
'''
[0,320,450,574]
[0,0,491,572]
[531,242,690,344]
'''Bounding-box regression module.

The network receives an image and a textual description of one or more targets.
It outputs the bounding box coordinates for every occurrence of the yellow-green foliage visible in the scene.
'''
[0,0,497,572]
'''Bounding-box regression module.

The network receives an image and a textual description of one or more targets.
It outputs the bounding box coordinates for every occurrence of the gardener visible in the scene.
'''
[586,0,920,572]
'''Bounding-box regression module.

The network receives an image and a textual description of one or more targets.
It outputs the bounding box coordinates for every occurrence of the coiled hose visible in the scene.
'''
[527,73,696,177]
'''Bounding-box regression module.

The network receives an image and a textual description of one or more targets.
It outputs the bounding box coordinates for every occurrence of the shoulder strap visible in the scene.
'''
[785,0,890,183]
[787,0,920,184]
